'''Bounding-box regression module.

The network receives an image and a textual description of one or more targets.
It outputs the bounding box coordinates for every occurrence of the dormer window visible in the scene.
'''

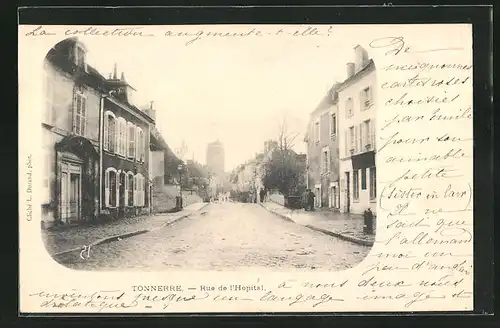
[73,43,88,72]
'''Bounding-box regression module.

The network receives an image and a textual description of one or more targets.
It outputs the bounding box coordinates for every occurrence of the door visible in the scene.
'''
[345,172,350,213]
[59,162,82,222]
[119,172,126,217]
[69,173,80,220]
[331,186,337,209]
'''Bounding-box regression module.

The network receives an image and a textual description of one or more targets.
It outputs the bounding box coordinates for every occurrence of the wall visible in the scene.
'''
[150,150,165,180]
[42,60,101,227]
[306,101,340,208]
[44,61,101,144]
[338,67,377,215]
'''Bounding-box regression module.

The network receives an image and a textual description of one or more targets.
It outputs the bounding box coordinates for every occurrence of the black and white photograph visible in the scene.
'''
[39,31,379,272]
[19,22,474,313]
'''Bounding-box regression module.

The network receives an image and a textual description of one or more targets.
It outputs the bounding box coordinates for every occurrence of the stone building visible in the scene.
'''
[304,83,342,209]
[42,37,104,228]
[41,37,156,227]
[338,45,377,215]
[101,64,154,219]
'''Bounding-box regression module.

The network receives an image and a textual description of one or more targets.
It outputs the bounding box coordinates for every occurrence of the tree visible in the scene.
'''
[261,120,306,196]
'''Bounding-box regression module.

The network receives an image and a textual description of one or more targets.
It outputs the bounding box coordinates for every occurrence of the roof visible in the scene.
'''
[310,82,341,116]
[46,37,154,123]
[338,59,375,91]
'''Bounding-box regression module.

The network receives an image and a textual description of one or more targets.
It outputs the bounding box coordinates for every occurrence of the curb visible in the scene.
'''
[258,203,294,223]
[260,203,374,247]
[51,203,210,259]
[304,225,374,247]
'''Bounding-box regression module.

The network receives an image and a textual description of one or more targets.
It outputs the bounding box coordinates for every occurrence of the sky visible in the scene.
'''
[76,25,377,171]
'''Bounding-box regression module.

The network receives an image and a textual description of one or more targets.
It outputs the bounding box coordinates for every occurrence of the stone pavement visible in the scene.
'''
[60,202,370,271]
[42,202,209,256]
[260,202,375,246]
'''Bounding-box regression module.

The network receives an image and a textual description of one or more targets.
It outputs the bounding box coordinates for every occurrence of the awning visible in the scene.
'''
[351,151,375,170]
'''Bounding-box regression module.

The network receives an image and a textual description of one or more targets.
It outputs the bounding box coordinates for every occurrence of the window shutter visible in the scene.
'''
[104,171,109,207]
[124,174,129,206]
[133,175,137,206]
[115,171,120,207]
[72,91,77,133]
[141,177,145,206]
[371,118,376,147]
[81,97,87,137]
[360,90,364,110]
[103,114,109,151]
[354,126,358,153]
[135,127,140,161]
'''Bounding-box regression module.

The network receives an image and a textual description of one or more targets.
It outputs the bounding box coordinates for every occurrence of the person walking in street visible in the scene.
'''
[302,189,310,211]
[308,189,316,211]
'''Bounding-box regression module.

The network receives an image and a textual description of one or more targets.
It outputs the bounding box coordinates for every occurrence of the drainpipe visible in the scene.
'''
[99,93,104,213]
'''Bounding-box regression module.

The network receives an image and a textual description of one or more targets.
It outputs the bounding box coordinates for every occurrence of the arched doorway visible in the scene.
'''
[55,135,99,224]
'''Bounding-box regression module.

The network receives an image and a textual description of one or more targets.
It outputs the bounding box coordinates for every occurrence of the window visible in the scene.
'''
[370,166,377,200]
[44,68,54,125]
[361,168,367,190]
[363,119,371,149]
[330,113,337,137]
[349,126,355,152]
[103,111,116,152]
[322,147,330,173]
[353,170,359,200]
[127,172,134,206]
[73,89,87,136]
[74,45,87,71]
[105,168,118,207]
[117,117,127,156]
[136,127,145,162]
[360,86,372,110]
[127,122,136,158]
[346,97,353,118]
[314,121,320,143]
[134,174,145,206]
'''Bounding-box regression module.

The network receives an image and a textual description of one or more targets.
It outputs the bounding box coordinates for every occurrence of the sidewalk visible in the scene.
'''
[260,202,375,247]
[42,202,209,257]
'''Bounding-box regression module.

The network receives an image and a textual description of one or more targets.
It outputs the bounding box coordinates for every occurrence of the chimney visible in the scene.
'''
[346,62,355,78]
[121,72,126,81]
[146,101,156,121]
[354,45,369,72]
[112,63,118,79]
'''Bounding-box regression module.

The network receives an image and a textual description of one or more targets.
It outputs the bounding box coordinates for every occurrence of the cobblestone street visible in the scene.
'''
[57,202,370,272]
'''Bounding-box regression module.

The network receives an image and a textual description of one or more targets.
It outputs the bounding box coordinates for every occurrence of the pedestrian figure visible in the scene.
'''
[302,189,310,211]
[308,189,316,211]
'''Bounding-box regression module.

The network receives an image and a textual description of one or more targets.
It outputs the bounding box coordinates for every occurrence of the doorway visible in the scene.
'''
[60,162,82,222]
[345,172,350,213]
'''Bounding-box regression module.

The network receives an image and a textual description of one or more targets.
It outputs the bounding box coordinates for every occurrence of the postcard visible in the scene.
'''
[19,23,473,313]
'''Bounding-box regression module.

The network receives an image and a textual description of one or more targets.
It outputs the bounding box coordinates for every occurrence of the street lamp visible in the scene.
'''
[177,164,183,210]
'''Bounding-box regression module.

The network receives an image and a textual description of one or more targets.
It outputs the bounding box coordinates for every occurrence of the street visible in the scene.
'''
[59,202,370,271]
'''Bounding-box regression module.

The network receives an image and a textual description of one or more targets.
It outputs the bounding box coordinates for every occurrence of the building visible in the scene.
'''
[41,37,157,228]
[206,140,225,177]
[304,83,342,209]
[338,45,377,215]
[101,64,154,219]
[42,37,105,228]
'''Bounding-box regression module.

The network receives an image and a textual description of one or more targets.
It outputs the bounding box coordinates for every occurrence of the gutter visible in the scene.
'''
[99,94,104,212]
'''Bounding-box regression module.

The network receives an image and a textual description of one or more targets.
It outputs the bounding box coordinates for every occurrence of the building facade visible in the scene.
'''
[42,37,104,228]
[206,140,225,177]
[41,37,155,228]
[338,45,377,215]
[101,65,154,219]
[305,84,341,209]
